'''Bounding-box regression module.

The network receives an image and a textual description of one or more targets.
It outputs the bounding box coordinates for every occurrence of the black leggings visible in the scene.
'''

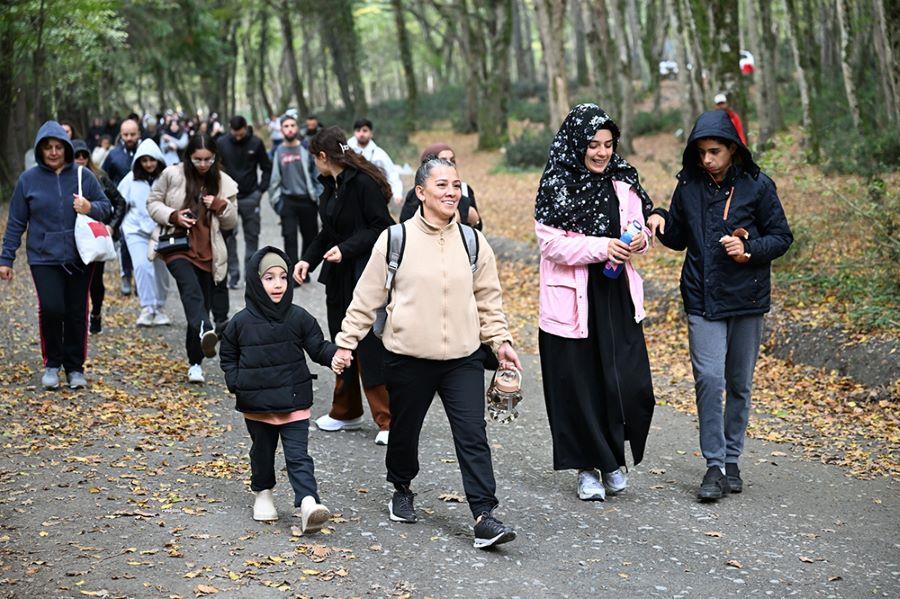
[281,195,319,267]
[30,263,94,373]
[90,262,105,316]
[166,259,213,365]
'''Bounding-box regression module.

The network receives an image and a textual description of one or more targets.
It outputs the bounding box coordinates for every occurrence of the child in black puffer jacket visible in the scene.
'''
[219,246,337,533]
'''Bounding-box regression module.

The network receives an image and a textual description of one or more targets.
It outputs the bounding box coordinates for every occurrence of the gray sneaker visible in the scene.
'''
[577,470,606,501]
[41,367,60,390]
[602,468,628,495]
[67,371,87,389]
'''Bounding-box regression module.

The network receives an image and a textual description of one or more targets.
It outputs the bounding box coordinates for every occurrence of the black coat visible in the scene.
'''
[301,167,392,387]
[219,246,337,413]
[653,110,793,320]
[216,130,272,198]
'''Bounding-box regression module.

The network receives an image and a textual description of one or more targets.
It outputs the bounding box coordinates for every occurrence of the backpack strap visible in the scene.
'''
[461,181,470,199]
[458,223,478,273]
[384,222,406,290]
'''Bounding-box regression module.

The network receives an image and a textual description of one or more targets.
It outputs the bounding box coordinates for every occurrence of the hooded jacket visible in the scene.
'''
[1,121,111,267]
[219,246,337,413]
[652,110,793,320]
[216,128,272,198]
[117,139,167,237]
[72,139,126,235]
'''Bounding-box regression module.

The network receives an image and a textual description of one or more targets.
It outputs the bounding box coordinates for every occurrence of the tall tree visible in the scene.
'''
[275,0,310,115]
[785,0,818,160]
[391,0,418,119]
[872,0,899,124]
[708,0,746,124]
[316,0,367,115]
[534,0,570,128]
[571,0,589,87]
[834,0,861,133]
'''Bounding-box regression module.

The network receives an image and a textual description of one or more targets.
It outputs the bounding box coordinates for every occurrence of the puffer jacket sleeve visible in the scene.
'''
[744,177,793,264]
[653,183,689,251]
[298,309,338,368]
[219,318,240,393]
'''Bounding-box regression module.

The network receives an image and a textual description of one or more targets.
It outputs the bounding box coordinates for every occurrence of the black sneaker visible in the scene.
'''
[473,512,516,549]
[200,324,219,358]
[388,487,417,523]
[725,463,743,494]
[89,313,102,334]
[697,467,730,502]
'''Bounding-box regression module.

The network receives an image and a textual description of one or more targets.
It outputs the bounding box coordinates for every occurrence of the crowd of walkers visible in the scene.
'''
[1,99,791,549]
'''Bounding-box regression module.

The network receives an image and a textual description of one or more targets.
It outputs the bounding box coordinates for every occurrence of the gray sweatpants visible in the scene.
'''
[687,314,764,469]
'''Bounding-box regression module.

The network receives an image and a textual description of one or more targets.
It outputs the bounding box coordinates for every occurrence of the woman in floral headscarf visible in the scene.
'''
[534,104,655,502]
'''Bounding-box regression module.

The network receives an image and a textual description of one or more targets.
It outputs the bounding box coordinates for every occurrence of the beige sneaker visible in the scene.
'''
[253,489,278,521]
[296,495,329,534]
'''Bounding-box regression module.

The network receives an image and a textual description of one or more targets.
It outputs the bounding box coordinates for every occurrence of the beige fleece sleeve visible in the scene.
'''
[473,233,514,353]
[335,231,391,351]
[146,168,177,226]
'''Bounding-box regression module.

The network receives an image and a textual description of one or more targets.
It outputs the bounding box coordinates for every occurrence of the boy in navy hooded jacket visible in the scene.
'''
[648,110,792,501]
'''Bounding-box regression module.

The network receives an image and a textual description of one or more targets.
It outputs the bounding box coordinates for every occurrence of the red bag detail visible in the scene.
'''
[88,221,110,238]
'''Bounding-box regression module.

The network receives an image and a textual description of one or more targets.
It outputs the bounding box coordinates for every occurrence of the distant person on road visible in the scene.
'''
[300,114,321,148]
[159,118,188,166]
[267,114,284,157]
[219,247,336,532]
[714,93,748,146]
[534,104,656,503]
[332,157,522,549]
[117,138,172,328]
[72,140,127,335]
[217,115,272,288]
[103,118,142,297]
[292,126,393,445]
[347,118,404,205]
[647,109,792,501]
[400,143,482,229]
[269,114,322,274]
[91,135,112,168]
[146,133,238,384]
[0,121,111,390]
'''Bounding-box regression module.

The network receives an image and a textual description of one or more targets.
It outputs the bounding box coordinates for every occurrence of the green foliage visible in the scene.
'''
[631,109,682,136]
[508,98,549,124]
[504,127,554,169]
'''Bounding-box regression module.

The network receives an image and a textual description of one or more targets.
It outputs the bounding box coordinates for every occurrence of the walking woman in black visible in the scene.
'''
[292,126,393,445]
[534,104,656,502]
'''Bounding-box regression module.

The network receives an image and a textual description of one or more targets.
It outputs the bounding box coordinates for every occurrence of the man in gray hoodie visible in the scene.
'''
[269,115,322,276]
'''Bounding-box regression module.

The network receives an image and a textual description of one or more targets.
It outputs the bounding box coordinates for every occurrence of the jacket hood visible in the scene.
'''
[245,246,294,322]
[33,120,74,167]
[71,139,90,157]
[132,138,165,165]
[682,110,759,179]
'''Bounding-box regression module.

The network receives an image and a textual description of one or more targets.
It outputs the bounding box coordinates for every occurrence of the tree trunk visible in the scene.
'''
[745,0,771,147]
[457,0,480,133]
[318,0,367,115]
[872,0,899,124]
[757,0,783,131]
[257,9,274,117]
[512,0,536,83]
[667,0,695,135]
[785,0,818,160]
[709,0,747,140]
[680,0,708,107]
[571,0,589,87]
[643,0,667,112]
[278,3,310,116]
[534,0,570,128]
[625,0,649,87]
[834,0,861,132]
[607,0,635,154]
[476,0,514,149]
[300,17,315,113]
[391,0,418,118]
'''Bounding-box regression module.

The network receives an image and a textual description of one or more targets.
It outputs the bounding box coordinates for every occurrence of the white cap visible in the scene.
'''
[714,93,728,104]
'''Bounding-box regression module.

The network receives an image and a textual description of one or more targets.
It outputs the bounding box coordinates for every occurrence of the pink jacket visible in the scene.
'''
[537,180,650,338]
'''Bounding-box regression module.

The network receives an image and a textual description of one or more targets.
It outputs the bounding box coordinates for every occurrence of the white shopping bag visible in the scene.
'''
[73,166,117,263]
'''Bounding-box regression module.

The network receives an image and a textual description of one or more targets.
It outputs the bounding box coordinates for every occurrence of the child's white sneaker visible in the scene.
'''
[187,364,204,384]
[296,495,330,534]
[253,489,278,521]
[374,430,389,446]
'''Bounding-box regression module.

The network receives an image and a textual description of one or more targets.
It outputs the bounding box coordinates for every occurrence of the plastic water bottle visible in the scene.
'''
[603,220,643,279]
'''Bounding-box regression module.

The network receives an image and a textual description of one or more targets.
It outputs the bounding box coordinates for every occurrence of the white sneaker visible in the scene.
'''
[577,470,606,501]
[152,310,171,326]
[296,495,330,533]
[187,364,204,384]
[253,489,278,522]
[602,468,628,495]
[136,306,155,327]
[314,414,364,432]
[374,430,389,446]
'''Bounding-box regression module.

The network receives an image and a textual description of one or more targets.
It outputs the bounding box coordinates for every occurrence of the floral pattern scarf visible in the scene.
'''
[534,103,653,237]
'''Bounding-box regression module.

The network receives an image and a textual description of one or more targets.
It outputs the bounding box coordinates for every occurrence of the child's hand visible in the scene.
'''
[331,348,353,374]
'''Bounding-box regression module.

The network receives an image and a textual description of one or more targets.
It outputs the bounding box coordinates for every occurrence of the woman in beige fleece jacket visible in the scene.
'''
[332,158,522,550]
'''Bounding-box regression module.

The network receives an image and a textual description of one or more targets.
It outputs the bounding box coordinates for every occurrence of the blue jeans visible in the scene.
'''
[687,314,764,469]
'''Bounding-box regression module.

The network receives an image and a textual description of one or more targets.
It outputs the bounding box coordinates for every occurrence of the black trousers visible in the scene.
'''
[384,351,498,517]
[280,194,319,267]
[211,280,229,327]
[166,259,213,365]
[89,261,105,316]
[245,418,318,505]
[224,191,262,282]
[30,263,94,373]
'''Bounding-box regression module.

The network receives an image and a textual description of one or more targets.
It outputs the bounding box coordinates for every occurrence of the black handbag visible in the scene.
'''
[155,226,190,255]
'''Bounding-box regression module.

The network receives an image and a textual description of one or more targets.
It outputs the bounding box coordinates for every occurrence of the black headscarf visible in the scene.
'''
[245,246,294,322]
[534,104,653,237]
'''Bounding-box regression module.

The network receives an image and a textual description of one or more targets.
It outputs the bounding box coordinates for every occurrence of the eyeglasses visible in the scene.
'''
[191,157,216,166]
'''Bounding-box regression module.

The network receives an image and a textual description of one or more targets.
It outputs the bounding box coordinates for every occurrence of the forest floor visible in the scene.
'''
[0,124,897,598]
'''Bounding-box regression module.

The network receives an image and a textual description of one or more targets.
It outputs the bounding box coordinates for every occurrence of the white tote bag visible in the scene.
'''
[74,166,117,263]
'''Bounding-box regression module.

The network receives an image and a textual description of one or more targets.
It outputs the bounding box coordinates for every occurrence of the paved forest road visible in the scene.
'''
[1,200,897,599]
